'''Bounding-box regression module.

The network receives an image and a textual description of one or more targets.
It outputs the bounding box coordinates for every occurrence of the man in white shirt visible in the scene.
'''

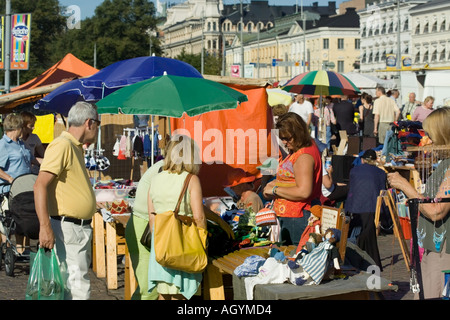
[289,94,314,127]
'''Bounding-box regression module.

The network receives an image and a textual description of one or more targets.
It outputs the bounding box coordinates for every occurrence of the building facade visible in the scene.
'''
[357,0,427,78]
[160,0,339,76]
[226,7,360,82]
[409,0,450,69]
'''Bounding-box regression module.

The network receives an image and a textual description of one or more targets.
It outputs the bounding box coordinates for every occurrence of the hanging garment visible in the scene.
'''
[143,133,151,158]
[125,133,132,158]
[112,138,120,156]
[119,134,127,154]
[133,134,144,158]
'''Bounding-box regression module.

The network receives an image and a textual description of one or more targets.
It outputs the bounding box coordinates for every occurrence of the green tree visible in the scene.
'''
[55,0,160,70]
[175,49,223,76]
[0,0,66,85]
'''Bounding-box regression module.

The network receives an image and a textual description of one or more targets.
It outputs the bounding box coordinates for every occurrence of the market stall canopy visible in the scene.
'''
[282,70,361,96]
[266,88,293,107]
[35,56,203,116]
[96,73,248,117]
[170,84,274,197]
[0,53,98,113]
[343,72,396,96]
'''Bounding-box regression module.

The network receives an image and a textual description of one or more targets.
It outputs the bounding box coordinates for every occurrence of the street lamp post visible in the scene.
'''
[4,0,11,93]
[240,0,244,77]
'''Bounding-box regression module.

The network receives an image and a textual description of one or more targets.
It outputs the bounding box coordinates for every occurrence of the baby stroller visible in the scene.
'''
[0,174,39,276]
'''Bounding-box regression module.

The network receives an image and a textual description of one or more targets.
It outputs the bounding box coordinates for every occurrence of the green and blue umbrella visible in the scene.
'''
[96,73,248,117]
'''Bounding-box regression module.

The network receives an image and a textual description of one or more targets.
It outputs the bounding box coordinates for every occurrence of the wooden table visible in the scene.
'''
[204,245,296,300]
[92,211,137,300]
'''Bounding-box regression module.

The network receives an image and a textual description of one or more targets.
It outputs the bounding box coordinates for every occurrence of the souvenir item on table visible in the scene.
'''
[295,233,323,259]
[109,199,130,214]
[234,255,266,277]
[292,228,342,285]
[255,207,277,227]
[296,205,322,253]
[151,174,208,273]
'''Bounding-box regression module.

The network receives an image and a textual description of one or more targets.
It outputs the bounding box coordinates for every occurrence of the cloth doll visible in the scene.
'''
[292,228,342,285]
[296,205,322,254]
[296,233,323,258]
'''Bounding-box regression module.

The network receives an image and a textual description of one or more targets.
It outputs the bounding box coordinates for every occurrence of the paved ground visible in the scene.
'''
[0,232,413,301]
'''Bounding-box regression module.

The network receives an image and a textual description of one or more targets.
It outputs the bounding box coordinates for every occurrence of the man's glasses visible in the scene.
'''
[89,119,101,126]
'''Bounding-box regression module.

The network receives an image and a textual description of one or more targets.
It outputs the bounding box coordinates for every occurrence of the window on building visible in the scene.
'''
[431,50,437,62]
[404,19,409,31]
[415,24,420,34]
[415,52,421,63]
[337,60,344,73]
[368,52,373,62]
[388,22,393,33]
[441,20,446,31]
[362,53,367,63]
[323,38,329,49]
[423,22,429,33]
[423,50,429,62]
[355,39,360,49]
[381,23,386,34]
[338,38,344,50]
[362,27,366,37]
[374,52,379,62]
[440,49,446,61]
[432,22,437,32]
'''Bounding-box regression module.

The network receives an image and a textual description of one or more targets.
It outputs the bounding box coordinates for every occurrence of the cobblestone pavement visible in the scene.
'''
[0,233,414,301]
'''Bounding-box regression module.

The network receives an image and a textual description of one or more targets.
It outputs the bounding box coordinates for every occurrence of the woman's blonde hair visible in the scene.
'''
[3,113,23,131]
[422,106,450,146]
[423,96,435,105]
[163,134,201,175]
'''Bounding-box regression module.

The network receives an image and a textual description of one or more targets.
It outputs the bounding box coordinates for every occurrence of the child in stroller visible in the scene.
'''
[0,174,39,276]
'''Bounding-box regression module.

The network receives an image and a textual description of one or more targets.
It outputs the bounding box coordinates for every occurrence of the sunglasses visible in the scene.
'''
[279,135,293,142]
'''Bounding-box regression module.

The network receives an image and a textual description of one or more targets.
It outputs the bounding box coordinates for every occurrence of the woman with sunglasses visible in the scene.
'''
[263,112,322,246]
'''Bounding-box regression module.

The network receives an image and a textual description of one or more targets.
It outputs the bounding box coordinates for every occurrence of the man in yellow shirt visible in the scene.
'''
[373,86,400,144]
[34,101,99,300]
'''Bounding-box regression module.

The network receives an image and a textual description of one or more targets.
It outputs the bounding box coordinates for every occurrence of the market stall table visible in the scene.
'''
[92,211,137,300]
[211,242,397,300]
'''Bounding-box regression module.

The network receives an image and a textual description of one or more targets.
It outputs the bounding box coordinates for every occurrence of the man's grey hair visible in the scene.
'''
[67,102,98,127]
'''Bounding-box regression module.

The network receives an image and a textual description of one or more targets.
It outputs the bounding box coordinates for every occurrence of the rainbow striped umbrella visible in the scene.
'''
[282,70,360,96]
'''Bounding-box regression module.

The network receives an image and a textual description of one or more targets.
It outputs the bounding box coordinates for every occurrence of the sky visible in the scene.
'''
[59,0,347,20]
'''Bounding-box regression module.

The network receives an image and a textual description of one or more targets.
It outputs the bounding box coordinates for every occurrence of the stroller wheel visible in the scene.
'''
[5,247,15,277]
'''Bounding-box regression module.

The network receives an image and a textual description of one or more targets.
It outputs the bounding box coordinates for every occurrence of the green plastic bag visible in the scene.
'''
[25,248,64,300]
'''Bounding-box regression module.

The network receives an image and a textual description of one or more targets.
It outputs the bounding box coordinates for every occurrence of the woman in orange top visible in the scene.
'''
[264,112,323,246]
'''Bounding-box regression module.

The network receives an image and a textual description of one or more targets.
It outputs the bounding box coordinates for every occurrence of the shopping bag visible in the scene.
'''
[25,248,64,300]
[153,212,208,273]
[152,174,208,273]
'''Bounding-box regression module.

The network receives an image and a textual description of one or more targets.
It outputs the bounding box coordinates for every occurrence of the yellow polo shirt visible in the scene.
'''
[40,131,96,220]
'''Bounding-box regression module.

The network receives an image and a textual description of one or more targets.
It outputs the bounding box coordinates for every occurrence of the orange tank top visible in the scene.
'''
[273,140,322,218]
